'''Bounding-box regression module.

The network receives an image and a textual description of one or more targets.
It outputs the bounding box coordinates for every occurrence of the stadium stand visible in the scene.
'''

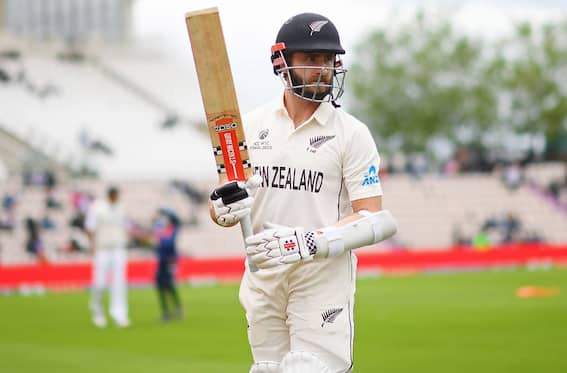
[0,164,566,265]
[383,166,567,249]
[0,3,565,267]
[0,37,214,181]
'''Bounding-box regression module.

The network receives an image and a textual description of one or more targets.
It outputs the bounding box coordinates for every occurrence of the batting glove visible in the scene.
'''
[210,175,262,227]
[245,223,318,269]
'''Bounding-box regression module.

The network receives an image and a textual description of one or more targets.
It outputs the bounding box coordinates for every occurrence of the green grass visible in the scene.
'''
[1,268,566,372]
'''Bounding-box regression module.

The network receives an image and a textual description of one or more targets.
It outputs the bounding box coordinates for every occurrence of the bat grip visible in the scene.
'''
[240,215,259,272]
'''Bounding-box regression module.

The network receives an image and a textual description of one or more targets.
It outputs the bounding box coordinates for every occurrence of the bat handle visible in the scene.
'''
[240,215,259,272]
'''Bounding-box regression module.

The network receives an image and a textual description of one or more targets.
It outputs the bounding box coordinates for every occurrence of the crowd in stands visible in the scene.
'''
[0,170,207,264]
[382,146,535,180]
[546,164,567,209]
[453,212,545,250]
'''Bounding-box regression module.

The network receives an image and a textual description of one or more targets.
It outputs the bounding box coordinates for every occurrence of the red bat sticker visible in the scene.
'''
[216,117,245,181]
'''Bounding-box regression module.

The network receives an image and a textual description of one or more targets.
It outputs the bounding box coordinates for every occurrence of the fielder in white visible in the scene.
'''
[209,12,397,373]
[86,186,131,328]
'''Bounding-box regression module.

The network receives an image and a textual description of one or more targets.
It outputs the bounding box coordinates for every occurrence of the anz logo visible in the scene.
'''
[361,165,380,186]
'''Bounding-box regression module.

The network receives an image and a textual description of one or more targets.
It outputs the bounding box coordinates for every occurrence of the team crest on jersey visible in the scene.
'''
[251,128,272,150]
[321,307,343,328]
[361,165,380,186]
[307,135,335,153]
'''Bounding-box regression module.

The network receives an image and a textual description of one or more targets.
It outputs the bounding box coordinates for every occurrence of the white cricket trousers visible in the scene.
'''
[91,248,128,322]
[239,252,357,373]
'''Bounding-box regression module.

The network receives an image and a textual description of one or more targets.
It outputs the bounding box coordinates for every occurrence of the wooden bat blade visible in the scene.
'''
[185,8,252,183]
[185,7,259,272]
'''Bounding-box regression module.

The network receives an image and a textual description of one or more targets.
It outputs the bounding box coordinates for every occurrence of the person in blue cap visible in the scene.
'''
[152,208,183,322]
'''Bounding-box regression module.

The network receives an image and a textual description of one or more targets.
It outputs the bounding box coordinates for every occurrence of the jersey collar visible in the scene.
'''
[272,95,334,126]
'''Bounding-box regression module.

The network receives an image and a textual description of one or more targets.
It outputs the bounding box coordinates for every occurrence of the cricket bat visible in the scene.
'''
[185,7,258,271]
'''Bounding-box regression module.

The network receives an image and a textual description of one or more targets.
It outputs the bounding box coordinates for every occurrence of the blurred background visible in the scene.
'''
[1,1,566,372]
[0,0,566,265]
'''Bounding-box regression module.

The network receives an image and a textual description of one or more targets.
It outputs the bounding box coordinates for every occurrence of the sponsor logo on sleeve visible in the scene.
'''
[361,165,380,186]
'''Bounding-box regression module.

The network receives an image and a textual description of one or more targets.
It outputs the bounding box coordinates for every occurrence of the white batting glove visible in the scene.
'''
[245,223,318,269]
[210,175,262,227]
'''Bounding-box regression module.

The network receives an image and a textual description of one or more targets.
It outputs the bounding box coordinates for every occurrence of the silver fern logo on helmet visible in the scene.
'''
[309,20,328,35]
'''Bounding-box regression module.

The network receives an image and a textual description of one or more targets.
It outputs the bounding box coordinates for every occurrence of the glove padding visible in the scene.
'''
[211,175,262,227]
[245,223,318,269]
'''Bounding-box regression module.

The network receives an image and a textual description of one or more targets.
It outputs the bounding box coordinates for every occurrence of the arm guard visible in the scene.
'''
[314,209,397,259]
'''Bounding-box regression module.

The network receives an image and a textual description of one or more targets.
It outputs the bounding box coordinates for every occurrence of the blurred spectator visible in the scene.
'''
[46,194,63,210]
[0,67,9,82]
[66,190,94,253]
[44,170,64,210]
[406,153,429,179]
[0,192,17,231]
[457,211,543,249]
[547,164,567,207]
[40,214,56,230]
[472,229,491,251]
[65,229,89,253]
[501,162,524,191]
[452,224,470,246]
[482,212,521,244]
[443,158,460,176]
[45,170,57,190]
[69,190,94,229]
[24,217,47,263]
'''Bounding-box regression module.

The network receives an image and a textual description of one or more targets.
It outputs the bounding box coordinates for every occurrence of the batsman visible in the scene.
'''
[209,13,397,373]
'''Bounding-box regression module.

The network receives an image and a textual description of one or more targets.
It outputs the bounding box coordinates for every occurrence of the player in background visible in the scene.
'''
[86,186,131,328]
[152,208,183,322]
[209,13,397,373]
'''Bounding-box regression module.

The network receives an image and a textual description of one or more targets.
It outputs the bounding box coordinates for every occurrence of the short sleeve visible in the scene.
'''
[343,124,383,201]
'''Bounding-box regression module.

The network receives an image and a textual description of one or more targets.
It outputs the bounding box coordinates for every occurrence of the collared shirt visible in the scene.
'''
[244,95,383,233]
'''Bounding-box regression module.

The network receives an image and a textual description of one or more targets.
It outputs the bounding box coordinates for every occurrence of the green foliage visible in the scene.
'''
[495,18,567,141]
[349,11,567,157]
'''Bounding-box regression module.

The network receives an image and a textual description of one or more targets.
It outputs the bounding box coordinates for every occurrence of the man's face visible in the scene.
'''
[109,191,119,203]
[289,52,335,97]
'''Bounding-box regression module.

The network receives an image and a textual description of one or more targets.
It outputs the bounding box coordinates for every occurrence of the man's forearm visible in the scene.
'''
[313,210,397,258]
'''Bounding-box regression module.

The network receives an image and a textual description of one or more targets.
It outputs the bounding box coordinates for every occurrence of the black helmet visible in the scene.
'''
[271,13,347,104]
[275,13,345,54]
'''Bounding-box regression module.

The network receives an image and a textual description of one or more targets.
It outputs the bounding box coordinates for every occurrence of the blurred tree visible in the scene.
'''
[350,11,498,155]
[495,19,567,160]
[350,11,567,160]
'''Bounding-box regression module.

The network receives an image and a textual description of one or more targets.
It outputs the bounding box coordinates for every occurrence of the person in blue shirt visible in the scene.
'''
[153,208,183,322]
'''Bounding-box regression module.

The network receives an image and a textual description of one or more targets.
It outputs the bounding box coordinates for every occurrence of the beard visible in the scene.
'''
[289,68,332,101]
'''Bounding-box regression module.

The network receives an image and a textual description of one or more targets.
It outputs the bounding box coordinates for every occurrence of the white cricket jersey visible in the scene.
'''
[244,96,383,233]
[85,199,128,250]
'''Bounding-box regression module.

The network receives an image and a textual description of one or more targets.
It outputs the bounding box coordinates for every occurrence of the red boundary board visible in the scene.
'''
[1,243,567,290]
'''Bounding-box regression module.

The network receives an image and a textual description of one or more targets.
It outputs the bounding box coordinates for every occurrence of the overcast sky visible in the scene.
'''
[130,0,567,112]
